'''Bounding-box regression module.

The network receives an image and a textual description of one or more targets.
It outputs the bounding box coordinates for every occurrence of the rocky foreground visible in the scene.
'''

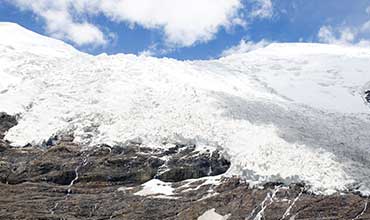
[0,113,369,220]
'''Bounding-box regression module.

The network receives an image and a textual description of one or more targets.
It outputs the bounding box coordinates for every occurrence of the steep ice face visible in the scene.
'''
[1,23,370,195]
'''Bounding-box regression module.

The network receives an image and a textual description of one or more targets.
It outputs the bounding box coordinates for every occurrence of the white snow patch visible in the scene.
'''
[134,179,175,198]
[179,175,223,192]
[117,186,134,192]
[198,208,230,220]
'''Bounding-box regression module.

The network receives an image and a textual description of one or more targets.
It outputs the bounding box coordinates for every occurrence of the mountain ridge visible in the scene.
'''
[1,22,370,195]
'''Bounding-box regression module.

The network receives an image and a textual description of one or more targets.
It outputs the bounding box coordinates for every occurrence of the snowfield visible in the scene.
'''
[1,22,370,195]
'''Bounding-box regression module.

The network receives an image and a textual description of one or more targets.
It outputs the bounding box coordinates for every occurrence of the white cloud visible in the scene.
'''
[138,43,174,57]
[318,24,370,48]
[318,26,356,45]
[358,39,370,47]
[138,50,155,57]
[317,6,370,47]
[12,0,107,46]
[10,0,258,48]
[362,20,370,33]
[100,0,244,47]
[249,0,273,19]
[9,0,276,49]
[317,26,335,43]
[221,39,271,56]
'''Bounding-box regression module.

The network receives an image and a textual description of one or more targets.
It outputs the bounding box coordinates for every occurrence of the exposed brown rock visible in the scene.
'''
[0,112,369,220]
[1,176,369,220]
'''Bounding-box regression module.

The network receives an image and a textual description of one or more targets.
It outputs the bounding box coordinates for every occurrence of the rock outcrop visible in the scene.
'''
[0,112,369,220]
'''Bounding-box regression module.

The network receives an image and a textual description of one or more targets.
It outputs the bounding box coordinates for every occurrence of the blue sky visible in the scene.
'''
[1,0,370,60]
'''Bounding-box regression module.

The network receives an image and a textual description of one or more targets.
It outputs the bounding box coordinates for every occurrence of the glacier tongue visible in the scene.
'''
[1,22,370,195]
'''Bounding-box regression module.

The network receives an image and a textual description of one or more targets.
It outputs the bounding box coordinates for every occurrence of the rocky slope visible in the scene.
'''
[1,113,369,220]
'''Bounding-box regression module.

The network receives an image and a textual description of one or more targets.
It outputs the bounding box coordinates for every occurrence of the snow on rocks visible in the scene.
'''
[198,208,231,220]
[134,179,176,199]
[1,23,370,195]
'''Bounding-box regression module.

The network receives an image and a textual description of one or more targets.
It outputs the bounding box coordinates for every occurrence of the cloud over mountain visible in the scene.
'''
[10,0,251,47]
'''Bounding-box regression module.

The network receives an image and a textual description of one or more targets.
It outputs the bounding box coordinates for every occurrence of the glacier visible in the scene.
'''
[1,22,370,195]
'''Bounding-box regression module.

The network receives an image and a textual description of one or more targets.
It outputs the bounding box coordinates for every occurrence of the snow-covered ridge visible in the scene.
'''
[0,22,79,57]
[1,22,370,195]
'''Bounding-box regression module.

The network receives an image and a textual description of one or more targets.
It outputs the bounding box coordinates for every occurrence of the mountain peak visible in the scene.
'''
[0,22,78,57]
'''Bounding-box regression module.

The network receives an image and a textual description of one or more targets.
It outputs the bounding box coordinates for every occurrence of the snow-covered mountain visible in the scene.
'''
[1,22,370,195]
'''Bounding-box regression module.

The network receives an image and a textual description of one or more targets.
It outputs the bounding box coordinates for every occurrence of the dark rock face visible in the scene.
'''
[0,112,369,220]
[1,175,369,220]
[366,90,370,104]
[157,144,230,182]
[0,112,17,152]
[0,136,230,187]
[0,113,230,187]
[0,112,17,138]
